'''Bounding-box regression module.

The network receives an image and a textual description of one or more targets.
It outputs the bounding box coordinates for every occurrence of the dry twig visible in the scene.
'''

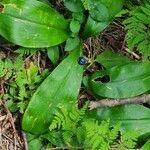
[90,94,150,110]
[125,48,141,60]
[2,101,22,147]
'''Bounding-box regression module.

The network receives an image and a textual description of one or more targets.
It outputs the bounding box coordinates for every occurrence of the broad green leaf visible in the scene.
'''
[89,62,150,98]
[94,105,150,137]
[26,133,43,150]
[70,12,84,34]
[41,132,64,147]
[101,0,124,19]
[28,139,43,150]
[47,46,59,65]
[72,12,85,23]
[141,140,150,149]
[63,0,83,12]
[0,0,69,48]
[96,50,132,69]
[83,0,124,21]
[22,49,83,134]
[85,0,109,22]
[82,0,124,37]
[83,16,109,38]
[65,37,80,51]
[70,19,81,34]
[37,0,49,4]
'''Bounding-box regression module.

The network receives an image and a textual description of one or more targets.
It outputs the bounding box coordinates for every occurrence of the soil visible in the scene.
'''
[0,101,25,149]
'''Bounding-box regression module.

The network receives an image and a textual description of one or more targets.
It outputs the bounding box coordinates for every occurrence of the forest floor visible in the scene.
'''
[0,17,136,150]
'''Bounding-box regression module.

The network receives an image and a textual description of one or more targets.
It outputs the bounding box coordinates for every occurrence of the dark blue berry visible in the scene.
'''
[78,56,87,65]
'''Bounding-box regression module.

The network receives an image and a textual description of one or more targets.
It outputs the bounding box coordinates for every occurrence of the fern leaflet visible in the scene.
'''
[124,2,150,60]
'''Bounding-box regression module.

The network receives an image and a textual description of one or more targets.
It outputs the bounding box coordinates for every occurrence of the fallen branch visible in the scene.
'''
[89,94,150,110]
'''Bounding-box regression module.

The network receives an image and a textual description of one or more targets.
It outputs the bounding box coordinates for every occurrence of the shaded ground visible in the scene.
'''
[0,101,25,150]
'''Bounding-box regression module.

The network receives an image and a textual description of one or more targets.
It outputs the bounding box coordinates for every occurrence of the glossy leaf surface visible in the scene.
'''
[63,0,83,12]
[47,46,59,65]
[83,16,109,38]
[85,0,124,22]
[22,49,83,134]
[85,0,109,22]
[141,140,150,149]
[0,0,69,48]
[94,105,150,136]
[89,62,150,98]
[65,37,80,51]
[101,0,125,19]
[70,19,81,33]
[96,50,131,69]
[83,0,124,37]
[37,0,49,4]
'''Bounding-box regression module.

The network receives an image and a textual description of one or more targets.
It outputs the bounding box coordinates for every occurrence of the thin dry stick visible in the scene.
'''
[50,146,90,150]
[125,48,141,60]
[2,101,22,147]
[0,127,4,150]
[2,134,14,143]
[22,131,28,150]
[89,94,150,110]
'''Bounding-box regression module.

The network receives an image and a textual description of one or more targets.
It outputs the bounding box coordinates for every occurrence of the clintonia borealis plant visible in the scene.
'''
[1,0,150,149]
[0,0,124,133]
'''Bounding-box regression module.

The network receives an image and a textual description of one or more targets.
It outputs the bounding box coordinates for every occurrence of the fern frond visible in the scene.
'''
[49,115,63,131]
[48,105,139,149]
[76,126,86,145]
[83,120,111,150]
[83,120,123,150]
[49,104,88,146]
[118,130,139,149]
[62,130,73,146]
[0,59,14,77]
[50,103,87,130]
[124,2,150,60]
